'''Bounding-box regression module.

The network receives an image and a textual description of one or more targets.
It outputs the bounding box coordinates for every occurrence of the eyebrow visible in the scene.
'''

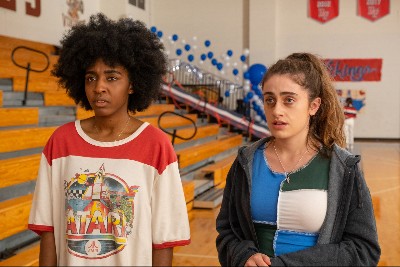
[263,91,298,96]
[85,69,123,75]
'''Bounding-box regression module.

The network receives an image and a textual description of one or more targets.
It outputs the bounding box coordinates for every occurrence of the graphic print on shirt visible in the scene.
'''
[64,163,139,259]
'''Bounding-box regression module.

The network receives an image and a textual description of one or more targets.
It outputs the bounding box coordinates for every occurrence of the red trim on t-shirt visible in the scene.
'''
[28,224,54,235]
[152,239,191,249]
[43,122,177,174]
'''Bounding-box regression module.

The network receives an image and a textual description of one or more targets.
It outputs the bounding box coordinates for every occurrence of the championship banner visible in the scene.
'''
[308,0,339,23]
[324,59,382,81]
[358,0,390,22]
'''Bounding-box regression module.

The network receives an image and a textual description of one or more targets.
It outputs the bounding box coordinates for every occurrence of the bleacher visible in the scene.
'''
[0,35,246,265]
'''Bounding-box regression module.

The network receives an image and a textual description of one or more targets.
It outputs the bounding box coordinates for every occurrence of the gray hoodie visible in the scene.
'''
[216,137,380,266]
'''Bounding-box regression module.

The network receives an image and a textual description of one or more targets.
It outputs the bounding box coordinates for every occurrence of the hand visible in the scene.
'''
[245,253,271,266]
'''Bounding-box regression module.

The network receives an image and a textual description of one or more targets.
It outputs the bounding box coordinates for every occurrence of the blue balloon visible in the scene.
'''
[227,50,233,57]
[240,55,246,62]
[150,26,157,33]
[204,40,211,47]
[176,48,182,56]
[243,97,250,103]
[188,54,194,62]
[243,71,250,80]
[252,84,259,91]
[172,34,179,41]
[157,31,163,38]
[184,44,191,51]
[248,63,268,85]
[207,51,214,59]
[225,90,230,97]
[211,59,218,66]
[200,53,207,61]
[247,91,254,99]
[217,63,223,70]
[232,68,239,76]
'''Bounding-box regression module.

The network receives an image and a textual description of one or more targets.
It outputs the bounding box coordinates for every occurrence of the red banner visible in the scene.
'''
[323,59,382,81]
[358,0,390,21]
[309,0,339,23]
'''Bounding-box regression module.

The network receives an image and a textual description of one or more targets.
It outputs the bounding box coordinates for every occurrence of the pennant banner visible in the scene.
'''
[309,0,339,23]
[358,0,390,21]
[324,59,382,81]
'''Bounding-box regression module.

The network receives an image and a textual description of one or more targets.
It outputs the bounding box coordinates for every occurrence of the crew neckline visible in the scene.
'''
[75,120,149,147]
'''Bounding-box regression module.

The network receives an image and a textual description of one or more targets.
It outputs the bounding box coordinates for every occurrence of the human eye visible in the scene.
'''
[85,75,96,82]
[264,96,275,105]
[107,76,118,81]
[285,97,295,104]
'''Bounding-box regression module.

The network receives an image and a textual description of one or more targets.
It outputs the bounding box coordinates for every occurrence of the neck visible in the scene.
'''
[273,137,310,156]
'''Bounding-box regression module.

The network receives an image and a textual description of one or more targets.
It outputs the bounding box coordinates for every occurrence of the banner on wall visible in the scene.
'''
[358,0,390,21]
[336,89,366,112]
[309,0,339,23]
[324,59,382,81]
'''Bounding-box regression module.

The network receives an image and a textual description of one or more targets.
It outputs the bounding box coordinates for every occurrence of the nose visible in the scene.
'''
[271,101,284,118]
[94,78,107,93]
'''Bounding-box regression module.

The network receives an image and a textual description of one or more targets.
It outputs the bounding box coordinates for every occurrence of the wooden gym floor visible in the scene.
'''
[172,140,400,266]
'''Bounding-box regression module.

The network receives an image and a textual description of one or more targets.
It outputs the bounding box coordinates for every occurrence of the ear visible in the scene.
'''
[309,97,321,116]
[129,84,133,94]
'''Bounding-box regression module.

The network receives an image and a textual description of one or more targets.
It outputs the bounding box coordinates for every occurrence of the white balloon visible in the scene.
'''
[193,45,198,50]
[243,48,250,55]
[226,62,231,67]
[255,115,261,122]
[182,39,186,44]
[233,62,238,67]
[199,60,204,64]
[242,64,248,71]
[244,84,250,91]
[192,36,198,41]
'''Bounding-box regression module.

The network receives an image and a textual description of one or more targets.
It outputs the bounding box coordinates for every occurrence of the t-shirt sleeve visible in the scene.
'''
[151,160,191,249]
[28,153,54,235]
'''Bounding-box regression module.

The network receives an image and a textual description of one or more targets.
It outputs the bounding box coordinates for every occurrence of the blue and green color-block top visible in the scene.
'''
[251,143,330,257]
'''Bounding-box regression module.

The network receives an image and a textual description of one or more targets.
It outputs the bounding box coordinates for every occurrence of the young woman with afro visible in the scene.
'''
[28,13,190,266]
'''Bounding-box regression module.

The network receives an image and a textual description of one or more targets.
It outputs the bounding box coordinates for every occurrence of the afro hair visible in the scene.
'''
[52,13,167,113]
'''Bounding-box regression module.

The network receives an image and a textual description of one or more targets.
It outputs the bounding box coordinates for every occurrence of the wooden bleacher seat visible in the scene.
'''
[182,181,195,221]
[173,124,219,145]
[43,91,75,106]
[0,91,3,107]
[200,153,237,188]
[0,35,59,93]
[76,104,184,120]
[177,134,242,169]
[0,243,39,266]
[0,154,41,189]
[0,107,39,127]
[0,126,57,153]
[0,194,33,240]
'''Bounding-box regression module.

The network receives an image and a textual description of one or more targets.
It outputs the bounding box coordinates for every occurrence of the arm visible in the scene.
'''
[270,163,380,266]
[39,231,57,266]
[216,159,259,266]
[152,247,173,266]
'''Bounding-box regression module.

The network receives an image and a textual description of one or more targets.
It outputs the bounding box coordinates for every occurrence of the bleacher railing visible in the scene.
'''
[167,59,246,113]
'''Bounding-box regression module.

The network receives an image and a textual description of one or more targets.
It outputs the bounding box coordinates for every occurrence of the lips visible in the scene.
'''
[272,120,287,129]
[273,120,287,125]
[93,99,109,108]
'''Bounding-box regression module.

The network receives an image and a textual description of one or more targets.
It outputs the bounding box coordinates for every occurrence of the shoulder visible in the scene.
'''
[137,123,173,150]
[48,121,77,141]
[332,144,361,167]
